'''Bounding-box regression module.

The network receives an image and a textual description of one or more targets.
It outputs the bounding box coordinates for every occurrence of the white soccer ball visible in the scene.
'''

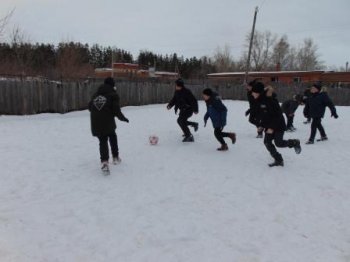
[149,135,159,145]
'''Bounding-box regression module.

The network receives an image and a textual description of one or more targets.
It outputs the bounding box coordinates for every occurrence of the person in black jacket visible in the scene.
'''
[89,77,129,172]
[304,82,338,144]
[245,80,263,138]
[281,94,303,132]
[167,78,199,142]
[202,88,236,151]
[252,82,301,167]
[302,87,312,124]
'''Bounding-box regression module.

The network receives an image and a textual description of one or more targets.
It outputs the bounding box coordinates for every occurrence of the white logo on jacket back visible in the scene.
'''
[93,95,107,111]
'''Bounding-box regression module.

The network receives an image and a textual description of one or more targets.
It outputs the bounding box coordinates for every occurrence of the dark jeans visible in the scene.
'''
[97,131,119,162]
[214,127,230,145]
[264,131,293,162]
[286,114,294,129]
[309,117,326,141]
[177,109,196,137]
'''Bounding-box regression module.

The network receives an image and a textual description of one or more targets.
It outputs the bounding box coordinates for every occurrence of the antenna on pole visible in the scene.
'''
[244,6,258,85]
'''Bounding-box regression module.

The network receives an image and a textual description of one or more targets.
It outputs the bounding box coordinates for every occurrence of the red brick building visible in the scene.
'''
[207,71,350,84]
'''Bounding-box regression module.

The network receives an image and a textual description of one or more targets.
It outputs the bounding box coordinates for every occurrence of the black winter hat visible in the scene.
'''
[251,82,265,94]
[202,88,213,96]
[175,78,185,88]
[104,77,115,87]
[312,82,322,91]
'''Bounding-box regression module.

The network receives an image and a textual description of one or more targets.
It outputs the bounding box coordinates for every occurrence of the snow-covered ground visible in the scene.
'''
[1,101,350,262]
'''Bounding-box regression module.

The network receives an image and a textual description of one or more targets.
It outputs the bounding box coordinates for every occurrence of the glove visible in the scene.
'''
[331,113,338,119]
[245,109,250,117]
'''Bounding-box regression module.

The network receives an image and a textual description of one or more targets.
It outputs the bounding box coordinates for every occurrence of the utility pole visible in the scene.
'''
[244,6,258,85]
[111,49,114,78]
[346,61,349,72]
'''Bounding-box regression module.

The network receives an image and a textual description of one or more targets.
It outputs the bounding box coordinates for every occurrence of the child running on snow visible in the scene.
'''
[304,82,338,144]
[202,88,236,151]
[251,82,301,167]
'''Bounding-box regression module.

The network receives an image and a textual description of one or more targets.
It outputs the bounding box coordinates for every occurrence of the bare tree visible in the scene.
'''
[247,30,277,71]
[296,38,324,70]
[10,26,33,76]
[271,35,290,70]
[213,44,235,72]
[0,8,15,40]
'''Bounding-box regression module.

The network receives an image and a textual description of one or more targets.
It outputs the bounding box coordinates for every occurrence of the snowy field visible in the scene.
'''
[1,100,350,262]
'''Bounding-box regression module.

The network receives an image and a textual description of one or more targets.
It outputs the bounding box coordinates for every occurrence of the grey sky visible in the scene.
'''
[1,0,350,68]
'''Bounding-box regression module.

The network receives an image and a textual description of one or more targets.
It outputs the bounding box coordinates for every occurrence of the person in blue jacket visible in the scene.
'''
[304,82,338,144]
[202,88,236,151]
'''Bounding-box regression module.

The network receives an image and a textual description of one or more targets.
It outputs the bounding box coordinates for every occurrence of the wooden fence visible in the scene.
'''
[0,78,349,115]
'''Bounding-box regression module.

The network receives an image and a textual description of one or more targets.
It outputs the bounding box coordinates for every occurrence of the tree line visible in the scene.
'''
[0,26,333,80]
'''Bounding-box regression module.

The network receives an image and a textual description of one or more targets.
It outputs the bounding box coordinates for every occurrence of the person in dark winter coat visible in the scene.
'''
[89,77,129,172]
[302,87,312,124]
[252,82,301,167]
[304,82,338,144]
[167,78,199,142]
[245,79,264,138]
[281,94,303,132]
[202,88,236,151]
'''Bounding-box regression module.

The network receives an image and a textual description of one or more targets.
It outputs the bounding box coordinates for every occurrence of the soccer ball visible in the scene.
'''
[149,135,159,145]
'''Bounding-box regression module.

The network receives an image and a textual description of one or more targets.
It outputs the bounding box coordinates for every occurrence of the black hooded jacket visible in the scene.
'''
[167,87,198,114]
[303,91,337,118]
[255,91,286,131]
[89,84,128,137]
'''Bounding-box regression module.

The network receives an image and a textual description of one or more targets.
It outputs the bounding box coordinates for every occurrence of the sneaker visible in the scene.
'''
[217,144,228,151]
[113,156,121,165]
[228,133,236,144]
[101,161,110,172]
[268,160,284,167]
[293,139,302,154]
[182,135,194,142]
[193,122,199,132]
[305,140,314,145]
[317,136,328,142]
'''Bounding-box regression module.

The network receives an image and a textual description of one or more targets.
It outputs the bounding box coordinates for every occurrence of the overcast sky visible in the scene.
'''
[1,0,350,68]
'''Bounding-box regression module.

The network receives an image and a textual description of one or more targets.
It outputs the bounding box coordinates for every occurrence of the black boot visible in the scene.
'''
[268,160,284,167]
[288,139,301,154]
[182,134,194,142]
[193,122,199,132]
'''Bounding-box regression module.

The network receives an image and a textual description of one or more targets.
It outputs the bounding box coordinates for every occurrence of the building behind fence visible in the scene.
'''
[0,78,349,115]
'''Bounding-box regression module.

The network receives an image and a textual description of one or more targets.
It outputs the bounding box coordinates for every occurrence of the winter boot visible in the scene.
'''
[101,161,110,173]
[217,144,228,151]
[289,139,301,154]
[228,133,236,144]
[317,136,328,142]
[256,131,263,138]
[268,160,284,167]
[113,156,122,165]
[305,140,314,145]
[182,134,194,142]
[193,122,199,132]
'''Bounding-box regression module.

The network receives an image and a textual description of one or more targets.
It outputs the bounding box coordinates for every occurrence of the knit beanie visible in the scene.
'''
[251,82,265,94]
[104,77,115,87]
[175,78,185,88]
[202,88,214,96]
